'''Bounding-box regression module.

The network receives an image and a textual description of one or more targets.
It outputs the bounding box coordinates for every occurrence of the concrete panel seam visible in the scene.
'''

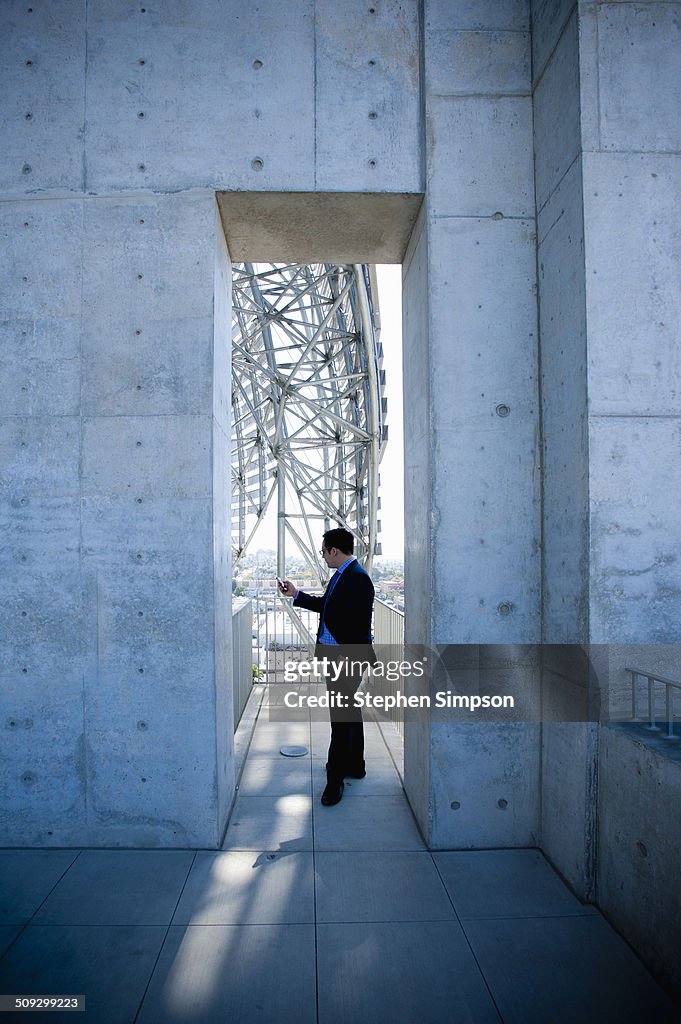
[428,91,531,100]
[432,29,530,37]
[433,213,534,222]
[589,413,681,420]
[0,188,219,205]
[313,0,318,190]
[583,148,681,157]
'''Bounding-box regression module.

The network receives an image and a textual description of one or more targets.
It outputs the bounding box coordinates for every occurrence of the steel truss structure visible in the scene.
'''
[231,263,387,583]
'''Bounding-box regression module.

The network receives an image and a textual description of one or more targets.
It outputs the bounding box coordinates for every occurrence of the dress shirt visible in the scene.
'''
[318,556,356,645]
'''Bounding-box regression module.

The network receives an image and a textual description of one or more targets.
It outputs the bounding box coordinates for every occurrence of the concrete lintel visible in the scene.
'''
[216,192,424,263]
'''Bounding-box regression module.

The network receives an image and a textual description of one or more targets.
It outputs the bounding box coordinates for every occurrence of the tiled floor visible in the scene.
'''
[0,686,678,1023]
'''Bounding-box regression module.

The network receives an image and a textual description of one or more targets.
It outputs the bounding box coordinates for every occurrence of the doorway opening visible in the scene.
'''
[230,261,404,742]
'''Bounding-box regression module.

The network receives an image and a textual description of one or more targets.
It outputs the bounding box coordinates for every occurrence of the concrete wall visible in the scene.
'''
[402,200,432,840]
[0,0,422,847]
[581,1,681,644]
[0,188,233,847]
[2,0,545,850]
[532,0,681,931]
[598,725,681,1000]
[413,0,542,848]
[531,0,597,898]
[581,3,681,988]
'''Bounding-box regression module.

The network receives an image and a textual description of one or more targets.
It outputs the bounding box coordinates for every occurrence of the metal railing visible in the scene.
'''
[625,667,681,740]
[251,590,318,682]
[373,598,406,735]
[247,591,406,738]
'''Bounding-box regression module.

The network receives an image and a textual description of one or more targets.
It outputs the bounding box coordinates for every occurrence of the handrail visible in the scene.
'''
[625,667,680,740]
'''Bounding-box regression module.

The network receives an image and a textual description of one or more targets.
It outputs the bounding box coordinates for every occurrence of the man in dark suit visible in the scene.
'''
[279,528,375,806]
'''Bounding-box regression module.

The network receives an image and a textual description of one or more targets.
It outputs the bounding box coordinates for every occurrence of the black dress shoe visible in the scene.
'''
[321,778,344,806]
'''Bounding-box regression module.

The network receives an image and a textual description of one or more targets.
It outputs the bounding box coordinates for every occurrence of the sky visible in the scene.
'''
[239,264,405,563]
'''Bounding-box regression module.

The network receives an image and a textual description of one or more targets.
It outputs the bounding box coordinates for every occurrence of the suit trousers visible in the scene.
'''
[317,645,365,780]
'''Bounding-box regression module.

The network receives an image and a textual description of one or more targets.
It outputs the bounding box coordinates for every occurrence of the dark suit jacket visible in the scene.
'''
[293,559,376,661]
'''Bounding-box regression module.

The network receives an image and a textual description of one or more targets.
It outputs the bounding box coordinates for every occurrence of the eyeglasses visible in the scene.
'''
[319,547,328,556]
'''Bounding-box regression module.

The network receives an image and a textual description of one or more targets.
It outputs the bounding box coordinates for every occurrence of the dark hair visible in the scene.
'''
[323,527,354,555]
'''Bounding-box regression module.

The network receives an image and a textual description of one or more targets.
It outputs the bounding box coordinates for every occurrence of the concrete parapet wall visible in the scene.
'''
[598,725,681,1000]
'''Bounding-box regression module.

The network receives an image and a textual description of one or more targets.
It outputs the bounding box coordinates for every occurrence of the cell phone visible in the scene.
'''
[275,576,285,589]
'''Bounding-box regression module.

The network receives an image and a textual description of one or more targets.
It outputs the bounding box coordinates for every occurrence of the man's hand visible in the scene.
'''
[278,579,296,597]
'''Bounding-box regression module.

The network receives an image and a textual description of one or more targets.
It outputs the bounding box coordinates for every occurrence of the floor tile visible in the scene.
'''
[31,850,194,926]
[463,914,678,1024]
[0,925,166,1024]
[0,850,81,923]
[221,794,313,852]
[137,924,316,1024]
[173,851,314,924]
[238,755,311,796]
[317,920,501,1024]
[247,721,311,758]
[433,849,599,919]
[313,794,425,851]
[375,719,405,768]
[315,852,455,923]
